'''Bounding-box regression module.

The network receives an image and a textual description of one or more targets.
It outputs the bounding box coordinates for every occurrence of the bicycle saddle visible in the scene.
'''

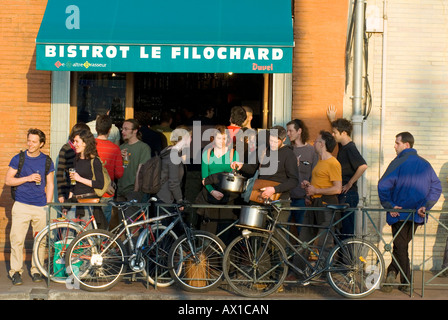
[326,204,349,211]
[107,199,137,207]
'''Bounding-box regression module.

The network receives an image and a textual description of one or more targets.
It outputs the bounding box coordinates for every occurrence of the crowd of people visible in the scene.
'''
[4,104,447,293]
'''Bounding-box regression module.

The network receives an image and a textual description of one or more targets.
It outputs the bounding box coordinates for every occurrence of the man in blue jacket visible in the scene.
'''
[378,132,441,293]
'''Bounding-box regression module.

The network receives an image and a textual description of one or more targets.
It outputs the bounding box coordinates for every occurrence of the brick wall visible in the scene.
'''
[292,0,348,140]
[0,1,51,259]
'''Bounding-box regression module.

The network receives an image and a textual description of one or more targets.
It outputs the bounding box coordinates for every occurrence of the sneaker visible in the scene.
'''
[32,273,43,283]
[381,271,396,293]
[11,272,23,286]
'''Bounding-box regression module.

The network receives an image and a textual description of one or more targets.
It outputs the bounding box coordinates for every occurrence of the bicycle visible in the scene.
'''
[64,200,226,292]
[32,199,148,284]
[222,200,385,298]
[110,199,179,288]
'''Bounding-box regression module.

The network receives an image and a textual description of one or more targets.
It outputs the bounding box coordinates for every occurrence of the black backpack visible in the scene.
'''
[11,151,51,200]
[134,155,163,195]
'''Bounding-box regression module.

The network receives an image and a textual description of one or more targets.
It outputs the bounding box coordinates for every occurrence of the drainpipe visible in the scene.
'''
[352,0,365,236]
[352,0,365,201]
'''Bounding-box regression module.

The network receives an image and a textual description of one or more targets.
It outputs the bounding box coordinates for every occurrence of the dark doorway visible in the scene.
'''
[76,72,126,124]
[134,73,264,129]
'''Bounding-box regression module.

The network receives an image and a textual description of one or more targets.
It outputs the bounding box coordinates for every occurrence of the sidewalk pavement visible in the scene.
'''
[0,261,447,301]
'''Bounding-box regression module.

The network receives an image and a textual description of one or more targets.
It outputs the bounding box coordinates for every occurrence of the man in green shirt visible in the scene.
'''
[118,119,152,201]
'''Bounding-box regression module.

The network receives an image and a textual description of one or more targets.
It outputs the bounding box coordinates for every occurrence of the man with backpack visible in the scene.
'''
[4,128,55,285]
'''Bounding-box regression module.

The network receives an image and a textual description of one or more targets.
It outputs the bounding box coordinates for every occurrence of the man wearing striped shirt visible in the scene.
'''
[56,123,91,213]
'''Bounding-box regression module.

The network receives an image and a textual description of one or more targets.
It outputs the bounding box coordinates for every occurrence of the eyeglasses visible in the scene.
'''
[121,127,133,131]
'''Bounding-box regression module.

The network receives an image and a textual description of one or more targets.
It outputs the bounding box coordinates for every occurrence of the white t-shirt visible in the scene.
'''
[87,120,121,145]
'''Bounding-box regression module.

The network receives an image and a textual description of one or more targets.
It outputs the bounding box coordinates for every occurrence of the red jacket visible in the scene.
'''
[96,138,124,197]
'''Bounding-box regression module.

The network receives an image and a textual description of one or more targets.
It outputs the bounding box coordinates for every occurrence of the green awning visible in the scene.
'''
[36,0,294,73]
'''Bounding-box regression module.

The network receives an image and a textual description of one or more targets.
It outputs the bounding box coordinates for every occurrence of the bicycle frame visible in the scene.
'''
[99,202,195,271]
[50,206,98,230]
[248,202,351,284]
[49,202,148,236]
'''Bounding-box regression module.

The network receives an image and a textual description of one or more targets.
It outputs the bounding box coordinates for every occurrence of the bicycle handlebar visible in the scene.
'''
[107,199,138,208]
[149,196,191,208]
[263,199,289,206]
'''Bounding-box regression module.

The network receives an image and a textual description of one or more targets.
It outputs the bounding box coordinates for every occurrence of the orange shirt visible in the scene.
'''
[311,157,342,198]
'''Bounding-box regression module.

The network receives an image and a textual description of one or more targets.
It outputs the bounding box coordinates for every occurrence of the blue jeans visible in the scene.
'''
[338,190,359,239]
[100,197,113,223]
[288,198,306,235]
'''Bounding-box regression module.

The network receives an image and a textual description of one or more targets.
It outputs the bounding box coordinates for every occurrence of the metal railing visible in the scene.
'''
[422,209,448,296]
[44,201,448,297]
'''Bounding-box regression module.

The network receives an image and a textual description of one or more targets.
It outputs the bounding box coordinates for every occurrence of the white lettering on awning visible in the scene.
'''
[105,46,117,58]
[92,46,103,58]
[44,45,285,62]
[217,48,227,59]
[45,45,131,59]
[243,48,255,60]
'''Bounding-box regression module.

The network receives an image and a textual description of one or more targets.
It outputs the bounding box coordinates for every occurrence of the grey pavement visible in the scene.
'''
[0,261,447,301]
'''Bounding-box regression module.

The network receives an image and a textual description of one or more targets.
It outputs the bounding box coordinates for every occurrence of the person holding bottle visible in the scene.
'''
[69,129,108,230]
[5,128,55,285]
[117,119,151,202]
[56,122,91,219]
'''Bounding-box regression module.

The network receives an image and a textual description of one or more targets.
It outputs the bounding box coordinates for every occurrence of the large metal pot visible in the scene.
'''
[218,171,247,193]
[239,206,268,229]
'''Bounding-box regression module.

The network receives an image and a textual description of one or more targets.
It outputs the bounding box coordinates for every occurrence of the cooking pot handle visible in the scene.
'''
[226,169,239,181]
[226,171,235,181]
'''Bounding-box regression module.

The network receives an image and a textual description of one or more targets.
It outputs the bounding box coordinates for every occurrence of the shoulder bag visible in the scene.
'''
[91,157,113,197]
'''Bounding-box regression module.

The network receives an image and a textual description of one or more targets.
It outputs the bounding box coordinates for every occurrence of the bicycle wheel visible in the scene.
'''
[65,229,127,292]
[327,238,385,298]
[169,230,225,292]
[223,232,288,298]
[140,224,178,287]
[32,221,84,283]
